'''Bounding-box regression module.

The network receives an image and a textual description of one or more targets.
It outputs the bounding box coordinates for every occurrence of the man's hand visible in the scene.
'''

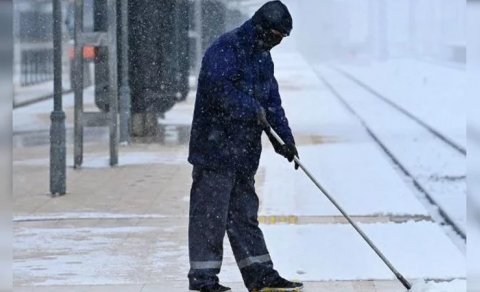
[278,143,300,170]
[257,107,270,130]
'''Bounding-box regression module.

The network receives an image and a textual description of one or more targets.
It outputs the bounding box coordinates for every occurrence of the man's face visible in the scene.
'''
[258,28,285,51]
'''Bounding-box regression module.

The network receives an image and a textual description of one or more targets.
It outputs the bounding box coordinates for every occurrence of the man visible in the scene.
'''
[188,1,302,291]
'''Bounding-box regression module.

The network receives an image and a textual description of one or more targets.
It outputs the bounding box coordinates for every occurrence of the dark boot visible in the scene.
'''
[250,276,303,291]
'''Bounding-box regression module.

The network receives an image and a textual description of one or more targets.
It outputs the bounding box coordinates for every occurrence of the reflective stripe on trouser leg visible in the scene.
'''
[190,261,223,270]
[237,254,272,269]
[226,174,280,290]
[188,167,236,289]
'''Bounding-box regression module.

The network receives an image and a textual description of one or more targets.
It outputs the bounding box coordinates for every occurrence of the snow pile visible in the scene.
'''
[409,279,466,292]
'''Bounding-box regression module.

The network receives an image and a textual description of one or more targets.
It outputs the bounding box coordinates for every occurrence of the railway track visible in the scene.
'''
[314,67,466,240]
[334,67,466,156]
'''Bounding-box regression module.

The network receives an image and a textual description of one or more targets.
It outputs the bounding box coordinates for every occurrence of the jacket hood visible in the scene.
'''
[252,0,292,36]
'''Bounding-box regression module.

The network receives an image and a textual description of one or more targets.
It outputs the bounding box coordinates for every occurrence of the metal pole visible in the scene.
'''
[50,0,66,195]
[73,0,84,168]
[194,0,202,74]
[119,0,131,144]
[108,0,119,166]
[266,125,412,290]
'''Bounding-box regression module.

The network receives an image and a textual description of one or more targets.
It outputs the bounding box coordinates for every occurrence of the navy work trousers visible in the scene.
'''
[188,166,280,290]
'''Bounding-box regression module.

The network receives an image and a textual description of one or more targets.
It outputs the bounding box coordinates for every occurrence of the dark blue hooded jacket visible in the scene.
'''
[188,19,295,174]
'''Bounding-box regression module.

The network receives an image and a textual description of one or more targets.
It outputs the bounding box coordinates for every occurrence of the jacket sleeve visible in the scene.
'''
[265,73,295,146]
[205,46,261,121]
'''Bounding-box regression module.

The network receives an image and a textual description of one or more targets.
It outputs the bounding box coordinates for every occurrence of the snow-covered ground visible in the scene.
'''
[337,60,465,149]
[468,1,480,288]
[13,86,95,134]
[260,145,427,217]
[13,48,466,291]
[14,221,465,287]
[314,64,466,235]
[263,50,464,287]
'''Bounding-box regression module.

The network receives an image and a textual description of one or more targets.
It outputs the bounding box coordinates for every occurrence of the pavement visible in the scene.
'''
[12,119,406,292]
[12,49,464,291]
[12,100,407,291]
[12,281,405,292]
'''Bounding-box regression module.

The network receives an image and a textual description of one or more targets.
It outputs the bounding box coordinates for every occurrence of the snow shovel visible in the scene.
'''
[265,124,412,290]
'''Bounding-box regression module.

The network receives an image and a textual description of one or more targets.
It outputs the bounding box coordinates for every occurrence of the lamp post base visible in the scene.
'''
[50,110,66,196]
